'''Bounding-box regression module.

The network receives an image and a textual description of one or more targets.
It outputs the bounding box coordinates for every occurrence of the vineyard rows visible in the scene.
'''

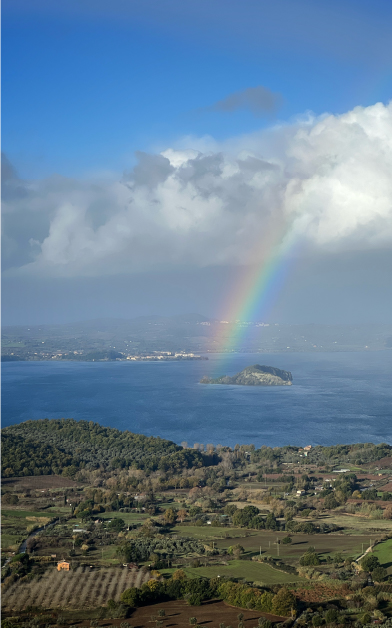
[2,567,152,612]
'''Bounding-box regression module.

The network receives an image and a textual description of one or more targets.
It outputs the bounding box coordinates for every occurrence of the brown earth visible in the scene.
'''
[129,599,286,628]
[1,475,80,490]
[363,457,392,470]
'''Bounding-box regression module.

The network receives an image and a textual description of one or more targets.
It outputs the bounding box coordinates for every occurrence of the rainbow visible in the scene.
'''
[213,226,299,368]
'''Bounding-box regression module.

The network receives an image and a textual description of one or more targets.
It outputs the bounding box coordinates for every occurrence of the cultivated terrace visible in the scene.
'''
[2,420,392,628]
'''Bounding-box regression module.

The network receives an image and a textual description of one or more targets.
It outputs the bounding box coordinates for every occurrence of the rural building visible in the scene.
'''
[296,489,306,496]
[57,560,70,571]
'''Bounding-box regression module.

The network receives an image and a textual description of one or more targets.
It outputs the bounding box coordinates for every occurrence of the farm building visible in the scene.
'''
[57,560,70,571]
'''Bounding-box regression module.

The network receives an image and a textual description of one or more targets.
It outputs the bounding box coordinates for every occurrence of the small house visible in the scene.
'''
[57,560,70,571]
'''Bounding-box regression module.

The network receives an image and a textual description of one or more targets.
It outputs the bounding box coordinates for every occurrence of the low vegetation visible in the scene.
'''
[2,419,392,628]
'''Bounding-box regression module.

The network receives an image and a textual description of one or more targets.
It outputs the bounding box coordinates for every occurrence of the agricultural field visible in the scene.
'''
[1,475,80,490]
[129,599,287,628]
[1,509,58,552]
[373,538,392,573]
[2,566,153,612]
[214,531,375,560]
[99,511,150,525]
[162,559,302,584]
[172,525,248,539]
[173,527,374,562]
[315,512,392,534]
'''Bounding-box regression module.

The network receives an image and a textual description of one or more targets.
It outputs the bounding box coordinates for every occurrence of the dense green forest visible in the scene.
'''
[2,418,391,480]
[1,419,210,477]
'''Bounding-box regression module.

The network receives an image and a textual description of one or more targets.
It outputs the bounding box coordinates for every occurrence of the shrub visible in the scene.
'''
[300,552,321,566]
[121,587,140,607]
[361,555,380,572]
[271,587,297,616]
[324,609,338,624]
[372,567,387,582]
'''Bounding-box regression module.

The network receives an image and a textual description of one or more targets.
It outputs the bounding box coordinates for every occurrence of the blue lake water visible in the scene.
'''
[2,352,392,448]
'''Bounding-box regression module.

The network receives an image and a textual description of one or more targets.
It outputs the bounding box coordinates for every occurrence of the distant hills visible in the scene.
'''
[2,315,392,361]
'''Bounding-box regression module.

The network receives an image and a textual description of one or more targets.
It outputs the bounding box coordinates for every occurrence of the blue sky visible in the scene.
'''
[3,0,392,178]
[2,0,392,325]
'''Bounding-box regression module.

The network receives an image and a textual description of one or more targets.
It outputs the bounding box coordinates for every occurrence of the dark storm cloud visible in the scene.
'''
[205,86,282,117]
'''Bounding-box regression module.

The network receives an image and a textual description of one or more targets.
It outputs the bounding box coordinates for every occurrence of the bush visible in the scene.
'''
[271,587,297,616]
[324,610,338,624]
[361,555,380,572]
[372,567,387,582]
[300,552,321,566]
[121,587,140,607]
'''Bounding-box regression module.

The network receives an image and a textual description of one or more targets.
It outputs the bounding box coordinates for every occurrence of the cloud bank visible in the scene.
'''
[3,101,392,278]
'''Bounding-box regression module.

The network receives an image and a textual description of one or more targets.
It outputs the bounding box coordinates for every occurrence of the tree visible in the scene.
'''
[324,609,338,624]
[333,552,344,565]
[282,536,292,544]
[299,551,320,566]
[108,517,125,531]
[2,493,18,505]
[164,508,177,525]
[265,513,278,530]
[361,554,380,572]
[372,566,387,581]
[271,587,296,616]
[224,504,238,516]
[172,569,187,580]
[121,587,140,607]
[177,509,188,522]
[189,618,197,626]
[228,543,244,558]
[324,494,339,510]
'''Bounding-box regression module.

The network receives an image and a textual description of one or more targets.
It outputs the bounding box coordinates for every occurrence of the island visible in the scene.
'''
[200,364,293,386]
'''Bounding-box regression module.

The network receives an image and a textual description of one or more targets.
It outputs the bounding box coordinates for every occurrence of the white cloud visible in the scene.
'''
[3,101,392,277]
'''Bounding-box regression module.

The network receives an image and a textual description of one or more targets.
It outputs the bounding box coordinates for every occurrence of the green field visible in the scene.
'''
[316,513,392,534]
[1,341,25,347]
[171,526,374,562]
[99,511,150,524]
[373,538,392,573]
[2,509,58,552]
[162,560,302,584]
[160,501,184,510]
[2,509,58,519]
[172,525,247,539]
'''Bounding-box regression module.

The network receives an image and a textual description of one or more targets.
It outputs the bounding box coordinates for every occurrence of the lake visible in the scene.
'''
[2,352,392,447]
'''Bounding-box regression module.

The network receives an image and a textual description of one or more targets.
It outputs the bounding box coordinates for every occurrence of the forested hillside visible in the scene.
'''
[1,419,209,477]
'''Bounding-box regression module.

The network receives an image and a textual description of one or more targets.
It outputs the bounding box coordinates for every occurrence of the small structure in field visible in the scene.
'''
[57,560,70,571]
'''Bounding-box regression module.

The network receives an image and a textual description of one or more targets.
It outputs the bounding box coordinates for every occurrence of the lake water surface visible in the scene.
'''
[2,352,391,447]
